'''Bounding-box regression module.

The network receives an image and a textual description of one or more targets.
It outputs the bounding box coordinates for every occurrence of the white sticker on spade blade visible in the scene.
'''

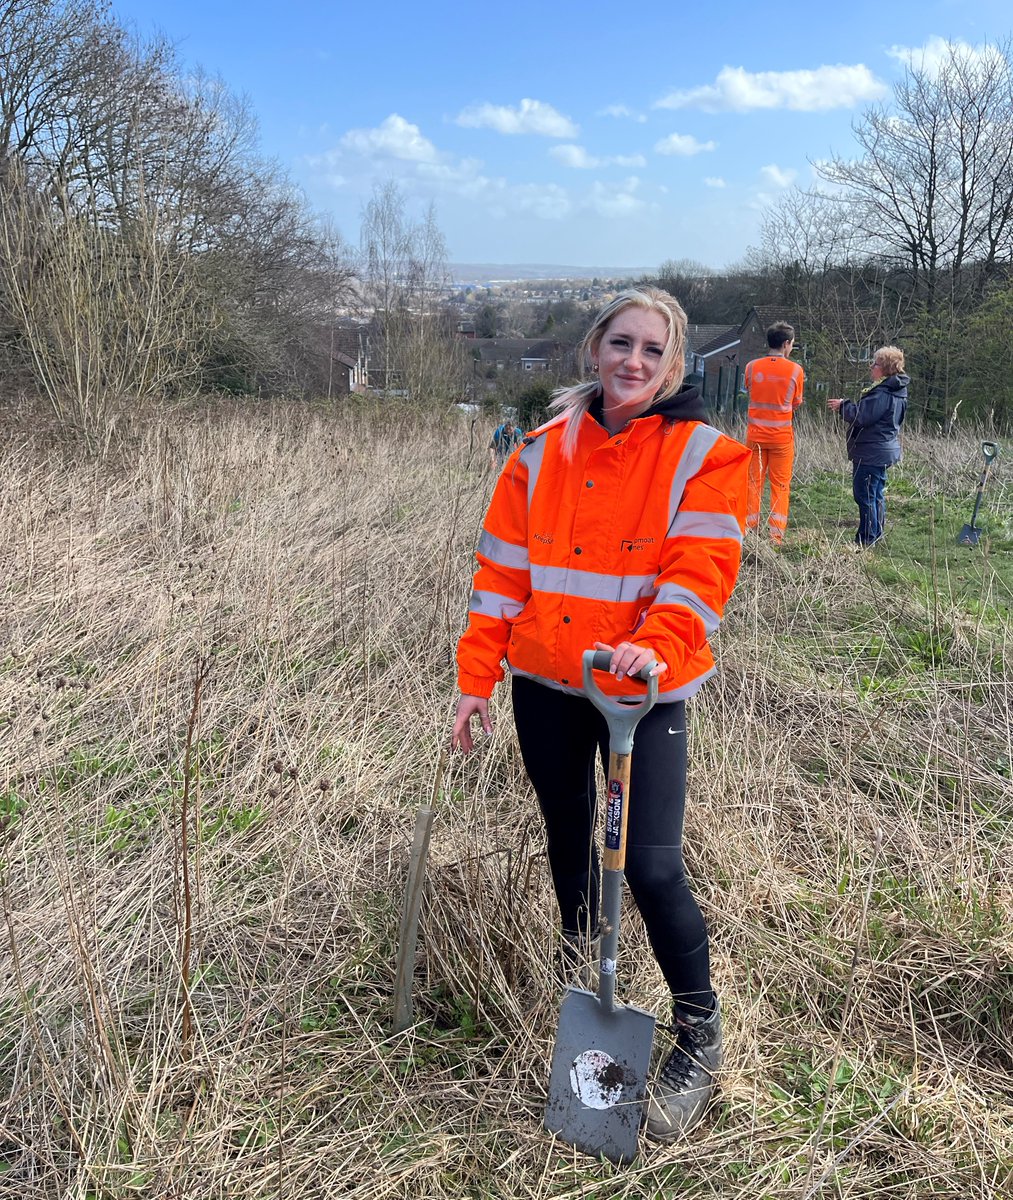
[569,1049,627,1109]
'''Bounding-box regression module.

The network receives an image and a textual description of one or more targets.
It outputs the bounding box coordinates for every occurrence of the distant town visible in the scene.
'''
[446,267,641,315]
[447,263,651,285]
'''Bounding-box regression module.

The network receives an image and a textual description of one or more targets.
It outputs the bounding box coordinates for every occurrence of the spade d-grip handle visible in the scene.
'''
[583,649,659,754]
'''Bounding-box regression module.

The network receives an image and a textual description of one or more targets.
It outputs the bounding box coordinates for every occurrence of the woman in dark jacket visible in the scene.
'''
[828,346,909,546]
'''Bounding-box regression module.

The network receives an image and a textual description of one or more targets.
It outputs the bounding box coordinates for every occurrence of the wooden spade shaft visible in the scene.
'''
[598,748,632,1014]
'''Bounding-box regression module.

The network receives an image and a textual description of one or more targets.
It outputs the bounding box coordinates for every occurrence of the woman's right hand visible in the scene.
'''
[827,398,844,411]
[451,694,492,753]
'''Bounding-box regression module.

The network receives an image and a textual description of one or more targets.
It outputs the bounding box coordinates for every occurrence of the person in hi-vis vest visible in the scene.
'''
[743,322,804,545]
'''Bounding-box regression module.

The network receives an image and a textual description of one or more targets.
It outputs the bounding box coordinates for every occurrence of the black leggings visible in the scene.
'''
[511,675,711,1012]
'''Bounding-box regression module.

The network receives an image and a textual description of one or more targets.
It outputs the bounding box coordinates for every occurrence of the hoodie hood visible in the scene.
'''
[882,372,910,393]
[589,381,707,426]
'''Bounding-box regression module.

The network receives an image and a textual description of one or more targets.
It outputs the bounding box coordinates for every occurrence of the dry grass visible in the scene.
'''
[0,400,1009,1199]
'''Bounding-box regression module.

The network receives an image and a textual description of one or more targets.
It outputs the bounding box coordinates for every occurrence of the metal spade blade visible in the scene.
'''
[544,986,656,1164]
[957,441,999,546]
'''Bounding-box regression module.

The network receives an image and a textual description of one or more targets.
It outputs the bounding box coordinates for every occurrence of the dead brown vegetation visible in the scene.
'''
[0,403,1009,1198]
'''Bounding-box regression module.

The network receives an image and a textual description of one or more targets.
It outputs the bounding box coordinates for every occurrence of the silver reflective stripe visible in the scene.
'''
[654,583,721,633]
[751,401,791,411]
[668,424,721,525]
[668,511,743,542]
[478,529,529,571]
[749,416,791,428]
[469,589,524,619]
[530,563,656,603]
[519,422,556,507]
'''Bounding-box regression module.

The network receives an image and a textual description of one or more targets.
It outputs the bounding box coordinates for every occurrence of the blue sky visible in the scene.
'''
[109,0,1010,270]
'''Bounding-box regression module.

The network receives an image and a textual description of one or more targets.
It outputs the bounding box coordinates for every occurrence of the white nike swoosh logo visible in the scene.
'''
[668,727,682,735]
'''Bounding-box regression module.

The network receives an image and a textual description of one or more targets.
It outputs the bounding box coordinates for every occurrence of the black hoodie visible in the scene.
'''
[589,381,708,428]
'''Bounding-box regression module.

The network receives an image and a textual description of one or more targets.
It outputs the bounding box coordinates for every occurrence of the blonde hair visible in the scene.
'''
[549,287,688,458]
[874,345,905,376]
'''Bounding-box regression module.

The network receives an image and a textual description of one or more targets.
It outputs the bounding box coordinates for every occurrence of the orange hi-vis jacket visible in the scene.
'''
[456,393,750,704]
[744,354,805,445]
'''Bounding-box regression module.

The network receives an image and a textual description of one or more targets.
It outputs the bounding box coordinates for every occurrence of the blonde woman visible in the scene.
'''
[451,288,750,1141]
[828,346,909,546]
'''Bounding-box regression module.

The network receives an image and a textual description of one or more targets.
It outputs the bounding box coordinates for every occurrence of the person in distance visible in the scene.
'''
[743,321,805,546]
[828,346,909,547]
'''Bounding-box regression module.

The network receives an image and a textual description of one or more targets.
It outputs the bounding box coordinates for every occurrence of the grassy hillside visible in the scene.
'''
[0,402,1009,1199]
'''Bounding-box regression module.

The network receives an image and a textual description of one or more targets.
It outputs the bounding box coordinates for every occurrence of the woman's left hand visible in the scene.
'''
[593,640,667,682]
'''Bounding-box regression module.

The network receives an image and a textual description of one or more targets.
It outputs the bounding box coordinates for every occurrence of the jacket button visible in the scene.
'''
[586,480,594,488]
[561,678,569,685]
[563,615,570,623]
[574,546,582,554]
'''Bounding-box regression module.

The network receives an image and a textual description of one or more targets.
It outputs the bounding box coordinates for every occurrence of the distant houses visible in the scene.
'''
[332,301,840,410]
[469,338,560,375]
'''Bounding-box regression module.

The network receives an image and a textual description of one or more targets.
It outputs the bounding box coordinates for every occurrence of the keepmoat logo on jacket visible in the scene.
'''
[456,389,751,704]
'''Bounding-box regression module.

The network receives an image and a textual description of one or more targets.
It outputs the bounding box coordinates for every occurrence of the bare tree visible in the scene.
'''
[817,40,1013,302]
[0,0,104,169]
[0,162,212,446]
[358,181,412,394]
[756,39,1013,418]
[0,0,356,407]
[203,175,355,395]
[358,182,466,407]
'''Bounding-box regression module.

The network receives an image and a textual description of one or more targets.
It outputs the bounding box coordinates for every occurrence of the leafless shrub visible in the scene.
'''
[0,163,212,448]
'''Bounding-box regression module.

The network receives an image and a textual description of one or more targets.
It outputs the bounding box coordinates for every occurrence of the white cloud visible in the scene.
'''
[549,144,646,169]
[655,133,716,156]
[656,64,887,112]
[412,159,571,219]
[583,177,646,218]
[506,182,572,219]
[703,176,726,188]
[313,124,574,222]
[455,98,578,138]
[598,104,647,123]
[416,157,489,196]
[886,35,1006,76]
[550,144,597,169]
[760,164,797,188]
[339,114,439,162]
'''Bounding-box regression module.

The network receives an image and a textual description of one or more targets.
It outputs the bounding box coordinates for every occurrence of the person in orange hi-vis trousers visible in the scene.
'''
[743,322,804,545]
